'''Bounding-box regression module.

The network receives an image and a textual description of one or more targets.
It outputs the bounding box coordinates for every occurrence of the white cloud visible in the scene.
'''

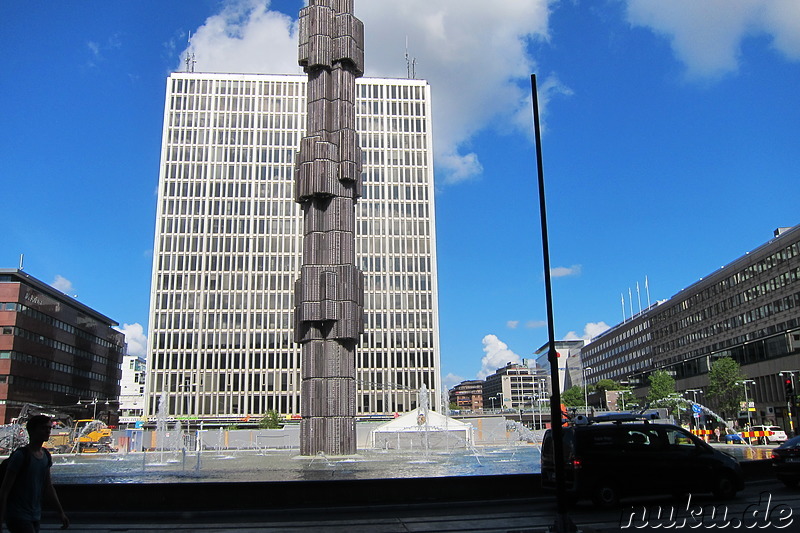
[551,264,582,278]
[184,0,301,76]
[182,0,553,184]
[507,320,520,329]
[443,372,464,391]
[115,323,148,358]
[478,334,521,379]
[51,275,75,295]
[87,41,101,59]
[625,0,800,79]
[563,321,610,342]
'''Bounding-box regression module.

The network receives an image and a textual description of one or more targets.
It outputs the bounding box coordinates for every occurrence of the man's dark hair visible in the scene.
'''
[26,414,52,433]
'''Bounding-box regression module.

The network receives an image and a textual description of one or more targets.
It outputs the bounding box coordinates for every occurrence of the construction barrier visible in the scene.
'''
[740,430,774,443]
[691,429,713,441]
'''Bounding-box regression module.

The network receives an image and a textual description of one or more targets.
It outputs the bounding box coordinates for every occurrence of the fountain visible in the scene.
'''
[0,423,26,453]
[45,386,538,484]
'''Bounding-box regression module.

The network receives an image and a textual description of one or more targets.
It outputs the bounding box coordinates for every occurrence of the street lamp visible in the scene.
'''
[489,393,503,412]
[740,380,755,430]
[684,389,702,429]
[77,398,100,420]
[537,378,547,429]
[583,366,592,416]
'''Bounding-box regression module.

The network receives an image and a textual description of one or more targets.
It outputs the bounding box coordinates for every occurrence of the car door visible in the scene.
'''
[658,426,715,494]
[619,426,671,494]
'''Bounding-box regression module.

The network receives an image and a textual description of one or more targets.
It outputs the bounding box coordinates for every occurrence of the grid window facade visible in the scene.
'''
[146,73,441,422]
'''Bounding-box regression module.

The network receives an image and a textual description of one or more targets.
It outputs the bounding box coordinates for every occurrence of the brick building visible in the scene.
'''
[449,380,484,411]
[0,269,125,423]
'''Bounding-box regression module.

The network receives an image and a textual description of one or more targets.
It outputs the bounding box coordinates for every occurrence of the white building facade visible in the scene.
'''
[145,73,441,423]
[119,354,146,424]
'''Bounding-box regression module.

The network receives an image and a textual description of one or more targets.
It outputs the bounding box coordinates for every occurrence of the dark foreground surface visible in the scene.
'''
[42,459,799,532]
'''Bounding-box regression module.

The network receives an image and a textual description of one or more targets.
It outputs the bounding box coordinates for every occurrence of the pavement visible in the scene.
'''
[41,477,800,533]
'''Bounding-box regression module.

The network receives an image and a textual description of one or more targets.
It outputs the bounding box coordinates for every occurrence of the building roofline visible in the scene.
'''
[666,224,800,302]
[166,71,430,85]
[584,224,800,347]
[0,269,118,326]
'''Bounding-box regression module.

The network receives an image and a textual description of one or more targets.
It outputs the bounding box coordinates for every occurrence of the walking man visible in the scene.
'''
[0,415,69,532]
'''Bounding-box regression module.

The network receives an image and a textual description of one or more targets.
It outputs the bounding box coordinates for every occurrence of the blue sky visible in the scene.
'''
[2,1,798,390]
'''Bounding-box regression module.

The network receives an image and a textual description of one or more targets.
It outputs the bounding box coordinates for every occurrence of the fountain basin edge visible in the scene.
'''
[51,459,771,516]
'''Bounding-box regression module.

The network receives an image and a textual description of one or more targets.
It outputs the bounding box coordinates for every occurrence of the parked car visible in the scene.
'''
[771,435,800,488]
[722,432,745,444]
[750,425,788,445]
[541,414,744,507]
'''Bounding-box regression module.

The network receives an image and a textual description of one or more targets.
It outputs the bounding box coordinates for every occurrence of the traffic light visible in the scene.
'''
[784,378,794,398]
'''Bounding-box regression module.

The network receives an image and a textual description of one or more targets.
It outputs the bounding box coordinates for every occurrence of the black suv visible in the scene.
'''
[541,414,744,506]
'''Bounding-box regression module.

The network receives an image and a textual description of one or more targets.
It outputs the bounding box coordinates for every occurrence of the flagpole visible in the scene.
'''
[636,281,642,314]
[628,287,634,318]
[621,293,626,321]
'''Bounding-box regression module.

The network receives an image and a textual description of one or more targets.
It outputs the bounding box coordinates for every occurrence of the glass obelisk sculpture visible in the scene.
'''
[295,0,365,456]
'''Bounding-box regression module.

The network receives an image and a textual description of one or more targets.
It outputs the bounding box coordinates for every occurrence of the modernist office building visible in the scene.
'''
[533,340,586,392]
[482,362,548,411]
[0,269,125,424]
[582,225,800,426]
[145,72,441,423]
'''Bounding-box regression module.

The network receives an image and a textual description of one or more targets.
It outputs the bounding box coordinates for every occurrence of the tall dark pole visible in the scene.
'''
[531,74,576,533]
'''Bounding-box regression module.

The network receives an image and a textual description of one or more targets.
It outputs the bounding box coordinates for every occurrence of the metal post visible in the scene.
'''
[583,366,592,416]
[531,74,576,533]
[741,380,754,430]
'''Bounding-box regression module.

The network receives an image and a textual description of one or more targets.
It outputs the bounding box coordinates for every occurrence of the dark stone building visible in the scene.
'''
[0,269,125,423]
[582,225,800,428]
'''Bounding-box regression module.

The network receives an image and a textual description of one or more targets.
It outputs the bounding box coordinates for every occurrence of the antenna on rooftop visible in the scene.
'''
[19,254,24,271]
[405,36,416,79]
[185,31,197,73]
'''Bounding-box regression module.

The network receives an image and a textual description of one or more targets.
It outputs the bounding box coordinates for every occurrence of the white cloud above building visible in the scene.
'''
[478,334,522,379]
[115,323,148,358]
[181,0,553,184]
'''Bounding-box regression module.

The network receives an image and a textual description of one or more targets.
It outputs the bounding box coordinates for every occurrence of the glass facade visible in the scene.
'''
[146,73,441,422]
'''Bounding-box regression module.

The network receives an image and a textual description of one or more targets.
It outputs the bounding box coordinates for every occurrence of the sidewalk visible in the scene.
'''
[45,499,564,533]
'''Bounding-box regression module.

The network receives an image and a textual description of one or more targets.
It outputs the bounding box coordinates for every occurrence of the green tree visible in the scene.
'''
[561,386,586,407]
[258,410,283,429]
[594,379,617,395]
[646,370,676,404]
[646,370,684,420]
[707,357,747,420]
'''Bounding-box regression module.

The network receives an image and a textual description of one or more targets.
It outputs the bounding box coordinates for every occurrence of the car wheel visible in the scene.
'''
[780,478,799,489]
[592,484,620,508]
[712,473,737,500]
